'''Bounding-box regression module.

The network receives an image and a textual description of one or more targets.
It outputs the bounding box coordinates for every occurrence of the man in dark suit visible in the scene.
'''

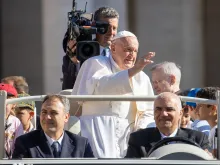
[125,92,211,158]
[12,95,94,158]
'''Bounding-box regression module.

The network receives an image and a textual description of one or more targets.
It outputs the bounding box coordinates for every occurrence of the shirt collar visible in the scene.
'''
[160,128,178,139]
[44,131,64,146]
[100,45,110,57]
[100,46,105,55]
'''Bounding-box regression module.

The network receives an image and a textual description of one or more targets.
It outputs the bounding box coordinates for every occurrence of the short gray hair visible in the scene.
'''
[94,6,119,21]
[156,92,182,111]
[42,95,70,113]
[151,61,181,84]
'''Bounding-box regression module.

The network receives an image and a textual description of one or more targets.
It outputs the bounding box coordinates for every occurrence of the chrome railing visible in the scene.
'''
[0,90,220,164]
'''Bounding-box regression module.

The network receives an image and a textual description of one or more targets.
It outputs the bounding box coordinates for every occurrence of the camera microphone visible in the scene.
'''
[70,22,80,40]
[72,0,76,11]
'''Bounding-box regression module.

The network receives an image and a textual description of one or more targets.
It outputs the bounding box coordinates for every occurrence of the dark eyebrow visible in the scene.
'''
[154,106,176,111]
[166,107,176,111]
[50,110,59,113]
[155,107,162,110]
[167,107,175,109]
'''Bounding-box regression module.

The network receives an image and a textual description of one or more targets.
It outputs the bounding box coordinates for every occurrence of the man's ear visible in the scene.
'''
[111,43,116,52]
[64,113,70,123]
[29,111,34,119]
[29,111,34,116]
[212,105,218,115]
[170,75,176,85]
[180,109,183,116]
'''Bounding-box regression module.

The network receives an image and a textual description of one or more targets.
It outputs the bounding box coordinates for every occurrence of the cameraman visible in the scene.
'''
[62,7,119,90]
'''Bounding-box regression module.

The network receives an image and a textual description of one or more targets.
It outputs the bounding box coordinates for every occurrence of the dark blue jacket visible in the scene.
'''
[12,130,94,158]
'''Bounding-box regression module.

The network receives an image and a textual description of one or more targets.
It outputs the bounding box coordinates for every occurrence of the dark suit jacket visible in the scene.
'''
[62,54,78,90]
[12,130,94,158]
[125,127,211,158]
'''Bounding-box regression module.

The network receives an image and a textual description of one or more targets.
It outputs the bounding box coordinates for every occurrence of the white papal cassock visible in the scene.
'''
[72,54,154,158]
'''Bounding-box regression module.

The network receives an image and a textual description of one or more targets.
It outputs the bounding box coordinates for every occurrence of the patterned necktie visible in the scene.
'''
[51,141,60,158]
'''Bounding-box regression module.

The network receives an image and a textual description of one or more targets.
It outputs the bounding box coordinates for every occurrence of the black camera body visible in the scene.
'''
[67,0,109,62]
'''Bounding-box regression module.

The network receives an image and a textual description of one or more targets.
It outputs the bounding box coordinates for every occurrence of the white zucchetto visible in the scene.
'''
[112,30,137,40]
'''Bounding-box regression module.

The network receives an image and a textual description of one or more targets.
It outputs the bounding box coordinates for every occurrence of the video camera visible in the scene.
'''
[67,0,109,62]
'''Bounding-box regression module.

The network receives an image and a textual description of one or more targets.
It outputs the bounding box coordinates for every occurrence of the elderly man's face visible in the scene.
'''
[111,36,139,70]
[154,97,182,135]
[151,70,172,94]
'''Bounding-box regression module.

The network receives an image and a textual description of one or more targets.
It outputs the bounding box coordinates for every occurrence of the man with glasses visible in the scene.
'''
[151,61,181,95]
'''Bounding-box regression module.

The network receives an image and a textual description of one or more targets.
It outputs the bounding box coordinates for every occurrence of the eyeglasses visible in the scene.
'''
[152,80,165,85]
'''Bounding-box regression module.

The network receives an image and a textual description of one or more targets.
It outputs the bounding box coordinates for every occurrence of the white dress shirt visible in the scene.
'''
[44,132,64,152]
[100,46,110,57]
[160,128,178,139]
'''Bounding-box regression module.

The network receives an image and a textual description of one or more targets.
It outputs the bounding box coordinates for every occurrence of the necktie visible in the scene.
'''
[102,47,109,56]
[51,141,60,158]
[102,48,107,56]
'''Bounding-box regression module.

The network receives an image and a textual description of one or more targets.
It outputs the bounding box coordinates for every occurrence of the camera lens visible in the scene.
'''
[76,41,100,62]
[82,44,94,57]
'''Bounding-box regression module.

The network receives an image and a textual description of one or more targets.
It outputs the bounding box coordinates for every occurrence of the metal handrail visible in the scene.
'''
[6,95,217,104]
[0,90,220,163]
[0,158,220,165]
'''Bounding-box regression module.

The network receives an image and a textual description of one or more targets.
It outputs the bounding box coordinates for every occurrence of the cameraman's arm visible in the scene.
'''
[67,40,80,64]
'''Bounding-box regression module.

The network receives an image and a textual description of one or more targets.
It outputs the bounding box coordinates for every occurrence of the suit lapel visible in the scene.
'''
[36,131,53,158]
[60,131,75,158]
[176,128,196,141]
[176,128,188,138]
[149,128,162,148]
[142,128,162,156]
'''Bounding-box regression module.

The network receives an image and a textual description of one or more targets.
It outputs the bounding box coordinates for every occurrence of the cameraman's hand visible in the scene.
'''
[67,40,77,52]
[67,40,79,64]
[71,56,80,64]
[128,52,155,78]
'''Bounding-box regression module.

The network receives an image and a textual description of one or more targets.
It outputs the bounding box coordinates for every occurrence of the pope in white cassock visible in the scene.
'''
[72,30,155,158]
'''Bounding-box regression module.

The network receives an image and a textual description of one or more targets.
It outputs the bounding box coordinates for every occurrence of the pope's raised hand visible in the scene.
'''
[128,52,155,78]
